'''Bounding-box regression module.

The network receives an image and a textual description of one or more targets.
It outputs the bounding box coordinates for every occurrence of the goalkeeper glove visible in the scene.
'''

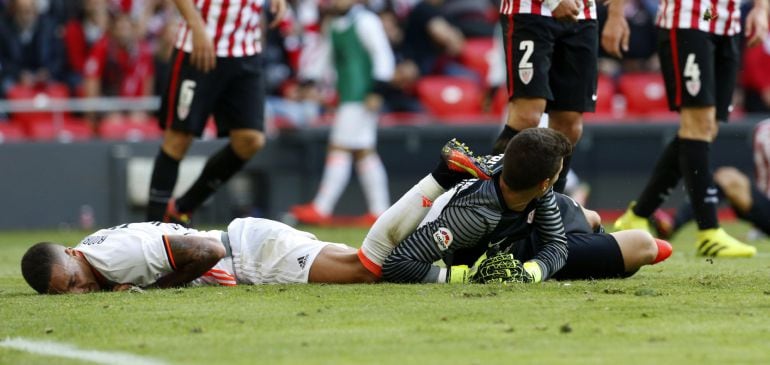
[469,254,533,284]
[448,265,472,284]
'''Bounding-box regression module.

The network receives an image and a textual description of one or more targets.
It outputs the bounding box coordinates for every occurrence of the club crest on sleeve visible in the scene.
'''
[432,227,454,251]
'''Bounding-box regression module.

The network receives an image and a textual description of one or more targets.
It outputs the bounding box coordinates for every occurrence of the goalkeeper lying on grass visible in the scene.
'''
[20,131,670,294]
[382,128,672,284]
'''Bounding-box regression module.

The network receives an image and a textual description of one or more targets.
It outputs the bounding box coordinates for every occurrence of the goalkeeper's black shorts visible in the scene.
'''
[552,232,629,281]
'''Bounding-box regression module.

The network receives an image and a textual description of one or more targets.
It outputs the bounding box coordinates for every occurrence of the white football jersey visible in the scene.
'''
[75,222,223,287]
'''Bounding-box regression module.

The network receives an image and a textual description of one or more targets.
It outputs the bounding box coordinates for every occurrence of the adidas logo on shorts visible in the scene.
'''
[297,254,309,269]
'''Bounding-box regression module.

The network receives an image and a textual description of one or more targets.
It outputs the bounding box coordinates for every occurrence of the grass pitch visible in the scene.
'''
[1,223,770,365]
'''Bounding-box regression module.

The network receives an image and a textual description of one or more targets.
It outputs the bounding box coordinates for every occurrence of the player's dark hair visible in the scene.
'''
[21,242,59,294]
[502,128,572,191]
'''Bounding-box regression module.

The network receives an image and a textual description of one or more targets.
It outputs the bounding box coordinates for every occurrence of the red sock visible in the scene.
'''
[652,239,673,264]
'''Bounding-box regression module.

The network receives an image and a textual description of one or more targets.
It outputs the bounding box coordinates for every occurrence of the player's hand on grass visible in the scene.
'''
[190,26,216,73]
[550,0,581,23]
[470,254,533,284]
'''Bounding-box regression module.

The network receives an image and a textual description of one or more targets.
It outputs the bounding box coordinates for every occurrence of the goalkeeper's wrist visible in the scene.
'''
[522,261,543,283]
[542,0,563,11]
[448,265,470,284]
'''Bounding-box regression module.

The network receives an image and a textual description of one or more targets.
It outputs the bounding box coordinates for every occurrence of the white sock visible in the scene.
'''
[359,175,446,270]
[356,153,390,216]
[313,150,352,215]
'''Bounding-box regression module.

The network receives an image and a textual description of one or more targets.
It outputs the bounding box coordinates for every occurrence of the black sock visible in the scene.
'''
[431,159,463,190]
[552,154,572,194]
[492,125,518,154]
[147,149,180,221]
[176,144,248,213]
[678,139,718,230]
[633,137,682,217]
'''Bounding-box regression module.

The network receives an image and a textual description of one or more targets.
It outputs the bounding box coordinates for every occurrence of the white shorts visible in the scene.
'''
[226,218,342,284]
[329,103,378,149]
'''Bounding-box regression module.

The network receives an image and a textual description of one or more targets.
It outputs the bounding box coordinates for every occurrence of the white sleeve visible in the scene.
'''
[75,225,176,287]
[355,12,395,82]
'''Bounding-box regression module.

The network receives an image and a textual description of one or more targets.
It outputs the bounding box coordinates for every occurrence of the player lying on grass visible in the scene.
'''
[21,132,671,294]
[20,139,496,294]
[658,167,770,242]
[382,128,671,284]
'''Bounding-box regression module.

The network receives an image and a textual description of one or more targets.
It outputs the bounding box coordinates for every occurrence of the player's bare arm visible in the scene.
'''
[745,0,769,47]
[172,0,216,72]
[548,0,581,23]
[147,235,226,289]
[601,0,629,58]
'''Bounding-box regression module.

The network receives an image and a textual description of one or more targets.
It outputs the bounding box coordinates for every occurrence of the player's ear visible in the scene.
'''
[64,247,76,256]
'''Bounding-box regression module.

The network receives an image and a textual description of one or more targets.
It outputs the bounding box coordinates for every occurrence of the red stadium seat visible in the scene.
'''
[416,76,483,117]
[6,83,71,126]
[617,73,670,115]
[459,37,495,83]
[98,117,162,141]
[25,119,93,142]
[594,74,616,114]
[0,123,25,143]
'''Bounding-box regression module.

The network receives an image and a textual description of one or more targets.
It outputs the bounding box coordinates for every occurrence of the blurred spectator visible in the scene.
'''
[265,79,322,135]
[0,0,65,95]
[152,17,178,97]
[83,10,154,124]
[62,0,109,91]
[401,0,473,79]
[441,0,497,38]
[742,33,770,113]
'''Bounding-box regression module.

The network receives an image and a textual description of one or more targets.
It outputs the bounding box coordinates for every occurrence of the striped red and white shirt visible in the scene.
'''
[499,0,597,21]
[175,0,265,58]
[656,0,742,36]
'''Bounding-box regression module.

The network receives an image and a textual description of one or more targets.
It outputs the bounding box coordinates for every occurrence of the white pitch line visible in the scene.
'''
[0,337,168,365]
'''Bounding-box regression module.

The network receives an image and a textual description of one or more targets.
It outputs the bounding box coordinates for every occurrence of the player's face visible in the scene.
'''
[47,248,101,294]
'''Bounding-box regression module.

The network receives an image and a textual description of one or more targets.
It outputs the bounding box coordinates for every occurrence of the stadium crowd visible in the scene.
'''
[0,0,769,141]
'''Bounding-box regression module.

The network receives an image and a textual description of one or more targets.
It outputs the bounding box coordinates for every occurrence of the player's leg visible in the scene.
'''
[309,244,377,283]
[492,14,554,154]
[715,167,770,236]
[352,107,389,221]
[546,20,597,192]
[148,50,218,222]
[615,29,706,233]
[358,139,492,278]
[290,104,364,223]
[174,55,267,216]
[551,231,671,281]
[680,34,754,257]
[610,230,672,273]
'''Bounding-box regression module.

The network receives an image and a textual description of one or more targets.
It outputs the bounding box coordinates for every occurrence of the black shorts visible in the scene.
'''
[658,28,739,122]
[551,232,629,281]
[500,14,598,112]
[158,49,265,137]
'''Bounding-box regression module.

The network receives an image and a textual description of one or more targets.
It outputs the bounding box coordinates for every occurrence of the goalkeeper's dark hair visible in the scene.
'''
[502,128,572,191]
[21,242,60,294]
